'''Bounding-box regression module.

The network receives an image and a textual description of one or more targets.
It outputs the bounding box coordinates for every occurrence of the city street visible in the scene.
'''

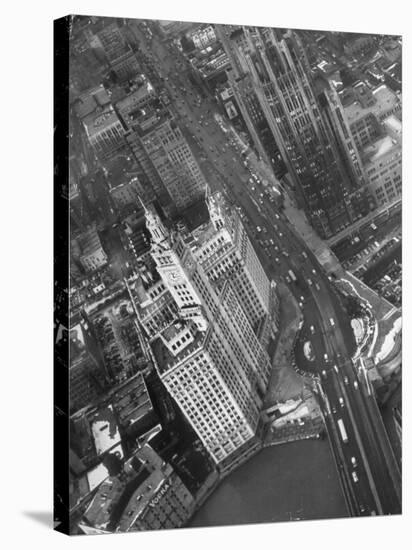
[131,26,401,517]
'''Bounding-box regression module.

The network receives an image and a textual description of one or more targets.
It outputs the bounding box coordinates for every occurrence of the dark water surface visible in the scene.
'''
[189,440,348,528]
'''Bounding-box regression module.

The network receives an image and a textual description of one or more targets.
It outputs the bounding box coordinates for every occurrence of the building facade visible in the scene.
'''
[222,27,371,238]
[77,225,108,272]
[363,135,402,207]
[189,190,273,331]
[129,201,274,472]
[138,115,207,209]
[217,26,285,177]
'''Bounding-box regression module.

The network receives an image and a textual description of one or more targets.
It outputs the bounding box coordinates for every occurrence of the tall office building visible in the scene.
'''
[189,189,277,335]
[128,200,274,472]
[94,22,140,82]
[217,26,285,177]
[69,319,108,414]
[137,110,207,210]
[224,27,370,238]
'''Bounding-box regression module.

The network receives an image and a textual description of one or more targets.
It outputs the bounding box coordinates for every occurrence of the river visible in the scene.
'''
[189,440,348,528]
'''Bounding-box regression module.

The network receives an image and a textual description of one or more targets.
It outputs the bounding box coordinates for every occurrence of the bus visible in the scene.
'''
[288,269,297,282]
[337,419,348,443]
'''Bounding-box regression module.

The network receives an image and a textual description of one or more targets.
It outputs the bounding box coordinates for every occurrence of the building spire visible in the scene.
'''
[139,197,169,245]
[138,195,149,215]
[206,189,225,231]
[205,183,211,201]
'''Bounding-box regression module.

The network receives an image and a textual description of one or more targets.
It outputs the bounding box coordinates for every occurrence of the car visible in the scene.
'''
[351,456,357,467]
[344,376,349,385]
[300,296,305,302]
[310,325,315,334]
[332,406,337,414]
[353,381,359,389]
[322,370,327,378]
[352,471,359,483]
[330,317,335,327]
[312,269,316,275]
[324,353,329,361]
[275,214,280,219]
[359,504,366,513]
[339,397,344,407]
[257,226,262,233]
[308,279,313,286]
[334,365,339,373]
[302,251,308,259]
[315,283,321,290]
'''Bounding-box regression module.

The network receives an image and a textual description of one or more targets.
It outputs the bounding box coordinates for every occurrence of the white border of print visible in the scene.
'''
[1,1,409,550]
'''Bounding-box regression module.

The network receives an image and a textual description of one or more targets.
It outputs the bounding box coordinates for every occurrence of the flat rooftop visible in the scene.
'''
[382,114,402,137]
[116,81,155,110]
[83,106,123,137]
[363,135,400,164]
[344,84,400,124]
[74,85,111,119]
[111,373,154,428]
[151,329,206,374]
[90,405,122,456]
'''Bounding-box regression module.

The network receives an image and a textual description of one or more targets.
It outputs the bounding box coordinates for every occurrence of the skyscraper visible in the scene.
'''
[189,189,278,336]
[224,27,370,238]
[128,200,274,473]
[122,94,207,210]
[139,115,207,210]
[217,26,285,178]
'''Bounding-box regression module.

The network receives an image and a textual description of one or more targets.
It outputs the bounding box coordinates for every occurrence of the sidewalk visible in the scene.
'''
[325,200,401,247]
[283,193,341,272]
[263,283,305,408]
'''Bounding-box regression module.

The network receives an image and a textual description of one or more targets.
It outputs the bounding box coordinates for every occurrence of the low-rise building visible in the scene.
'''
[73,84,111,120]
[342,83,402,150]
[77,225,108,272]
[189,25,217,50]
[82,444,194,532]
[110,372,158,438]
[83,105,126,160]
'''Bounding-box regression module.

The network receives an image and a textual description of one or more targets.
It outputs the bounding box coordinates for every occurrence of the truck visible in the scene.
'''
[337,419,348,443]
[288,269,297,282]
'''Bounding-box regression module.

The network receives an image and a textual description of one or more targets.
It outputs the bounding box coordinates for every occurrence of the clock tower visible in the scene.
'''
[143,201,207,331]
